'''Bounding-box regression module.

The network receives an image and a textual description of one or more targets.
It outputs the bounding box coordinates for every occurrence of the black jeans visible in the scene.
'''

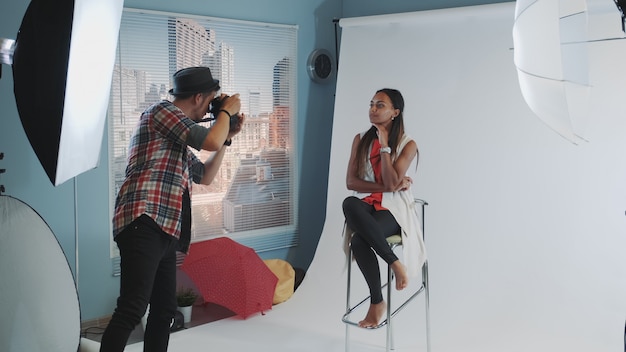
[100,215,178,352]
[342,196,400,304]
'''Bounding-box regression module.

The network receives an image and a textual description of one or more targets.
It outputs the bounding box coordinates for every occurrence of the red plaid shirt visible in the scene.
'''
[113,100,204,240]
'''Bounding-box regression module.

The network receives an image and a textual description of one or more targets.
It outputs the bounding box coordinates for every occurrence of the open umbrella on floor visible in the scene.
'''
[181,237,278,319]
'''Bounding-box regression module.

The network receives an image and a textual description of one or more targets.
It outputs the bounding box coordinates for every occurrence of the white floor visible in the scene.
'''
[124,214,431,352]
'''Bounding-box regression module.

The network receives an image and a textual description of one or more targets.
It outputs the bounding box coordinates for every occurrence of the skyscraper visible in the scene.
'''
[167,17,217,77]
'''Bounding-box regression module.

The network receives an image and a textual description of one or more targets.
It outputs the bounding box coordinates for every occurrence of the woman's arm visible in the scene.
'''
[346,133,418,193]
[347,134,382,193]
[380,139,417,192]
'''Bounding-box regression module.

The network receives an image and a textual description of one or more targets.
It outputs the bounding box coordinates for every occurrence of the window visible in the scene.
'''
[108,8,298,262]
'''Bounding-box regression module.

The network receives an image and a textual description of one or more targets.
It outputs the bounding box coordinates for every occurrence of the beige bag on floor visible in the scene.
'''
[263,259,295,304]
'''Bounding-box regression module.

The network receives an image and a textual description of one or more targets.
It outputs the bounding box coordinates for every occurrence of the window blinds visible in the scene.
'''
[108,8,298,263]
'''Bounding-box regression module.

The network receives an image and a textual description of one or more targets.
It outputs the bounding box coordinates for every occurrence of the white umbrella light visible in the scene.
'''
[513,0,625,144]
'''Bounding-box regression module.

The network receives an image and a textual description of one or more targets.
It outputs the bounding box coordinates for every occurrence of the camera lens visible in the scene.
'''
[209,96,224,116]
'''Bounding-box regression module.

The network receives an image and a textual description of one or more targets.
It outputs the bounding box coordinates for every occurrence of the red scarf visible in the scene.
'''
[361,139,387,211]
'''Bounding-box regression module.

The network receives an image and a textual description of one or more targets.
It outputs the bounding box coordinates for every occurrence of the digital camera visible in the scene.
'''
[209,96,240,129]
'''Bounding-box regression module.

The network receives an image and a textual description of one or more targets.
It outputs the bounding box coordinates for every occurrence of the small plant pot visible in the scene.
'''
[177,305,192,324]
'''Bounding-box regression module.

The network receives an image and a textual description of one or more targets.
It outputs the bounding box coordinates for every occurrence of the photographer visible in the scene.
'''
[100,66,244,352]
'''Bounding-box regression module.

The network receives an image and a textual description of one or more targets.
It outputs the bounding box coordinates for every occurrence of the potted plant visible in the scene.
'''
[176,286,198,324]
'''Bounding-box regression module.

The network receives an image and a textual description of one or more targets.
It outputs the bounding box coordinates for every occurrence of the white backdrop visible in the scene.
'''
[331,2,626,352]
[126,3,626,351]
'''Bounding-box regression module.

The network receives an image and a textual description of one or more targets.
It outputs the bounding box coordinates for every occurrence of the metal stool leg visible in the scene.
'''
[344,250,428,352]
[344,198,430,352]
[421,199,431,352]
[387,263,393,351]
[424,261,431,352]
[346,249,353,352]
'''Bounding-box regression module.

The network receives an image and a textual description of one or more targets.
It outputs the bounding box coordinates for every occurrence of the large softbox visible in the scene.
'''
[11,0,123,186]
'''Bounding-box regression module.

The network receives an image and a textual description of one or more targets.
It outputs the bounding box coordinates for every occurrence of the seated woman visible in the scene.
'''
[342,88,425,328]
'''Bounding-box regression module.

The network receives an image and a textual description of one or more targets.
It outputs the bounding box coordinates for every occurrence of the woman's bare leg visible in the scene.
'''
[390,260,408,290]
[358,301,386,328]
[357,261,407,328]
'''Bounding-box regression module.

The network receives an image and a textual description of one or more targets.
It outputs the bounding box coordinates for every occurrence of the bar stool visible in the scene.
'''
[342,198,430,352]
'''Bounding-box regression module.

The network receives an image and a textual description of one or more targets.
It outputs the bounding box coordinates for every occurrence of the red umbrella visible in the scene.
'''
[181,237,278,319]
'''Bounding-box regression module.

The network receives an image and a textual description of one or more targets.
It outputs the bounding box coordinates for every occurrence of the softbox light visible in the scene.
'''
[10,0,123,186]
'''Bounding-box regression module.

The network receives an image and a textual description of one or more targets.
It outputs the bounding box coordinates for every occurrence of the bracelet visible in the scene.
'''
[380,146,391,154]
[219,109,231,118]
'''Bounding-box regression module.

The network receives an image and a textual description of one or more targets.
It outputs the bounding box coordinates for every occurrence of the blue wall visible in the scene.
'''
[0,0,510,321]
[342,0,510,17]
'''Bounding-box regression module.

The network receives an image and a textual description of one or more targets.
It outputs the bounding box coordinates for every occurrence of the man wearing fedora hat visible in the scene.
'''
[101,66,244,352]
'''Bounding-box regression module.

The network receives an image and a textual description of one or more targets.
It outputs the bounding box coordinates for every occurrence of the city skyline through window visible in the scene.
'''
[108,8,298,260]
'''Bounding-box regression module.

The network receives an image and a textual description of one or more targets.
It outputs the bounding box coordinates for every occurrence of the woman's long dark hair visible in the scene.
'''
[355,88,405,178]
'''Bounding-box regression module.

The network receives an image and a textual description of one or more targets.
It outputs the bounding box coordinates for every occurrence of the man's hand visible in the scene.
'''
[219,93,241,117]
[228,113,246,139]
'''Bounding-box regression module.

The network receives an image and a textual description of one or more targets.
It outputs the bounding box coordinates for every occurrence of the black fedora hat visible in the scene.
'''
[169,66,220,95]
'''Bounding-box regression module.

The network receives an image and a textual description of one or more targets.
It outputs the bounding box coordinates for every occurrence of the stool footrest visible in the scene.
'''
[342,283,426,329]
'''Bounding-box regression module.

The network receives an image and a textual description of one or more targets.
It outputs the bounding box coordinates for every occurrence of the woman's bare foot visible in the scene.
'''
[390,260,408,290]
[358,301,386,328]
